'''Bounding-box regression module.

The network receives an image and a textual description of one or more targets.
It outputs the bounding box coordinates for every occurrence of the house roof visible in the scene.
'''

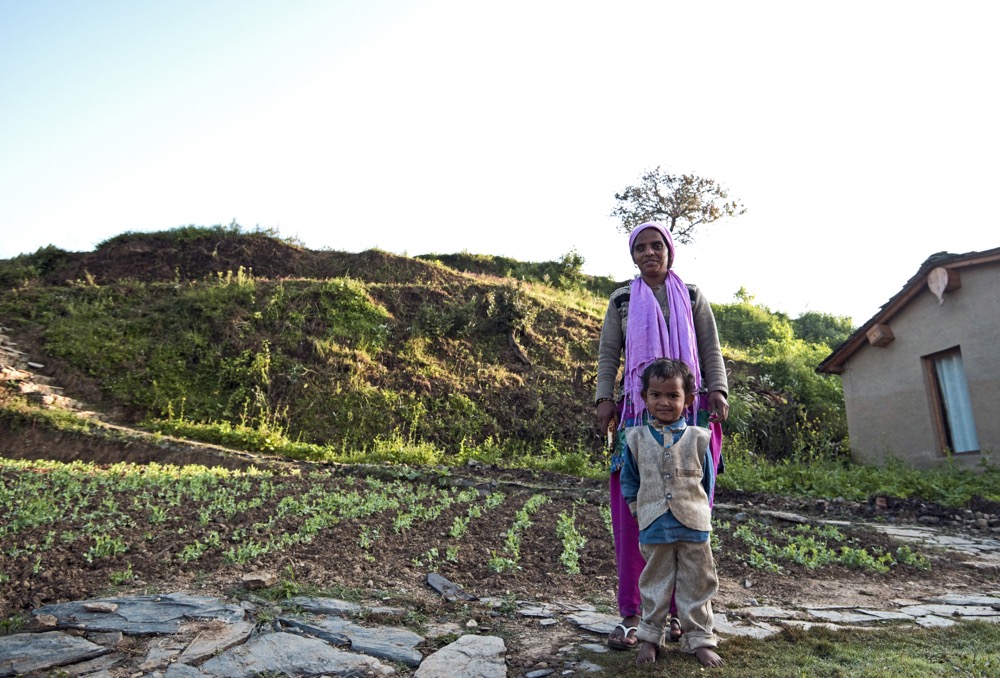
[816,245,1000,375]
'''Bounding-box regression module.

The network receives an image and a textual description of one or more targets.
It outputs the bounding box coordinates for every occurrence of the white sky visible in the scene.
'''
[1,0,997,324]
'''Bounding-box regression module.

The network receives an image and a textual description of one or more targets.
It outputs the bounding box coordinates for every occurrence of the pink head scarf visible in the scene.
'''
[622,222,701,427]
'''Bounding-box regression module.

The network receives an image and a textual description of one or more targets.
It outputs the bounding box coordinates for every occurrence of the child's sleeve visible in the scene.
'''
[620,438,640,510]
[702,443,715,500]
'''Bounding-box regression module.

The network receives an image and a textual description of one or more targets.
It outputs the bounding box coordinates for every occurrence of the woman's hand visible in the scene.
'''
[596,400,617,433]
[708,390,729,423]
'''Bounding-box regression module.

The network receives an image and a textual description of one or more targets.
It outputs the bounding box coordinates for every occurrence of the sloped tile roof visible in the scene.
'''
[816,246,1000,374]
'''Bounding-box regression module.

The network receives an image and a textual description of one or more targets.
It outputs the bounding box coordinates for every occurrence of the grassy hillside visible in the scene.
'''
[0,226,608,468]
[0,224,849,470]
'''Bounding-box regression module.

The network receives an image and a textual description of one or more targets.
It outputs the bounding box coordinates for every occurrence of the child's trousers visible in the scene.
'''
[635,540,719,653]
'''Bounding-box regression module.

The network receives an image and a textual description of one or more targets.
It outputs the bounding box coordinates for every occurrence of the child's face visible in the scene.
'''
[642,374,694,426]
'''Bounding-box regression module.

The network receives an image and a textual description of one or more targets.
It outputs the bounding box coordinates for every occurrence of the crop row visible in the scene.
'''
[0,458,590,587]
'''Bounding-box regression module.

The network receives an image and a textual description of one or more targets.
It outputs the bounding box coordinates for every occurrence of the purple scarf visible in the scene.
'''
[622,222,701,428]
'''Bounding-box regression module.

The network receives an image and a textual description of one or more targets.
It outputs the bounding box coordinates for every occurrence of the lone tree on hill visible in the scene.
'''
[610,166,746,244]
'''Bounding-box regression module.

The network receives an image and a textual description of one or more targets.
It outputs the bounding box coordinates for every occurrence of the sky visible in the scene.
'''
[1,0,997,325]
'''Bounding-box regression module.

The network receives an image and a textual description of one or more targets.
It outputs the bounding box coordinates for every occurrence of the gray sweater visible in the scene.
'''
[595,282,727,403]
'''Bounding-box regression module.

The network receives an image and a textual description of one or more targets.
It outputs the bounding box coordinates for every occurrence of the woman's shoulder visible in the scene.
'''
[608,281,632,305]
[684,283,709,305]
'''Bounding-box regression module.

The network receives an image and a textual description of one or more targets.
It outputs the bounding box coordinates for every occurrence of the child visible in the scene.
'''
[619,357,724,667]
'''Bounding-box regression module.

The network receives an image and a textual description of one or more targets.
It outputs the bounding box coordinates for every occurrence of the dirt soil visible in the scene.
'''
[4,236,1000,673]
[3,425,1000,673]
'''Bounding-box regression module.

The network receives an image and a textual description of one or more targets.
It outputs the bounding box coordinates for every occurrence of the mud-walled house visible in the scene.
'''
[817,247,1000,470]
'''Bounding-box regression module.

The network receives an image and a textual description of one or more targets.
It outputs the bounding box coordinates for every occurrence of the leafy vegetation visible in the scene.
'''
[720,439,1000,506]
[0,224,856,470]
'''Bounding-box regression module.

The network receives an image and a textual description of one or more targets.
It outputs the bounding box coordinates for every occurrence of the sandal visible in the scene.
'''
[608,622,639,650]
[669,616,683,642]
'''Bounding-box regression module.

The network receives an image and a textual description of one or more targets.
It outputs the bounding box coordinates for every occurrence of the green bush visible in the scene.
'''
[712,290,793,350]
[0,245,70,288]
[792,311,854,348]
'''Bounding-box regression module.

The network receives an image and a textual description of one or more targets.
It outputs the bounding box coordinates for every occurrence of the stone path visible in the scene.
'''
[4,573,1000,677]
[3,517,1000,677]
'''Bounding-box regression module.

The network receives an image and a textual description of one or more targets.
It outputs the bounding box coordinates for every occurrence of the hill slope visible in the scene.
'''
[0,227,609,463]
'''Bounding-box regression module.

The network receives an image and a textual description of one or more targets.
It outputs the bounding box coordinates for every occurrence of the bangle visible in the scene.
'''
[595,398,612,407]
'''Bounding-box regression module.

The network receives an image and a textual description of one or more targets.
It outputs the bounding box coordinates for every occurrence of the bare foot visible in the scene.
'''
[636,640,659,665]
[694,647,725,667]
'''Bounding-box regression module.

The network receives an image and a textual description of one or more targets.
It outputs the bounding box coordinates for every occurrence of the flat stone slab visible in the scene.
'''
[414,634,506,678]
[282,615,424,666]
[806,609,885,624]
[199,631,394,677]
[565,611,619,635]
[179,620,255,664]
[427,572,477,602]
[925,594,1000,607]
[139,636,188,671]
[915,615,957,629]
[854,609,918,621]
[165,664,210,677]
[283,596,407,617]
[731,606,799,619]
[33,593,245,635]
[897,604,1000,618]
[0,631,107,677]
[519,601,595,617]
[714,615,780,639]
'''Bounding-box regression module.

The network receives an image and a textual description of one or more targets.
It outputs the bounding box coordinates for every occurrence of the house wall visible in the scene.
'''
[840,262,1000,469]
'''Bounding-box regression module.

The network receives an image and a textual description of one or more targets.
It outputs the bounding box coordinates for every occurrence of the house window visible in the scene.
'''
[924,348,980,454]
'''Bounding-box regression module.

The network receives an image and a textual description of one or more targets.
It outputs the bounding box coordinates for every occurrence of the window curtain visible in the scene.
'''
[934,352,980,453]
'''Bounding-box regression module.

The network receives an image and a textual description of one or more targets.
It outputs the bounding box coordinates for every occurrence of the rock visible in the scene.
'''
[88,630,123,647]
[806,609,882,624]
[414,634,506,678]
[283,595,407,617]
[731,606,798,619]
[165,664,211,677]
[925,594,1000,606]
[199,631,394,677]
[178,620,255,664]
[427,572,477,602]
[282,615,423,666]
[26,613,58,630]
[915,615,956,628]
[56,650,125,677]
[139,637,188,671]
[565,610,619,635]
[83,602,119,613]
[240,571,278,588]
[0,631,107,678]
[33,593,245,635]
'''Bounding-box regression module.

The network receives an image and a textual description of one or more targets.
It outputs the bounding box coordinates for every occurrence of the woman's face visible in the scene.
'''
[631,228,670,278]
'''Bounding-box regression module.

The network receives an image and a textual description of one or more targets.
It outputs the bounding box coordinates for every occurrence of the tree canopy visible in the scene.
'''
[610,167,746,243]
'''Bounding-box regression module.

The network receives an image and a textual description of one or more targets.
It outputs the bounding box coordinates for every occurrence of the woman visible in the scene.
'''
[596,222,729,650]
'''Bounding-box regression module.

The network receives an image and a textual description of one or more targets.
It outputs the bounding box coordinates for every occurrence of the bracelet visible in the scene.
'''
[595,398,613,407]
